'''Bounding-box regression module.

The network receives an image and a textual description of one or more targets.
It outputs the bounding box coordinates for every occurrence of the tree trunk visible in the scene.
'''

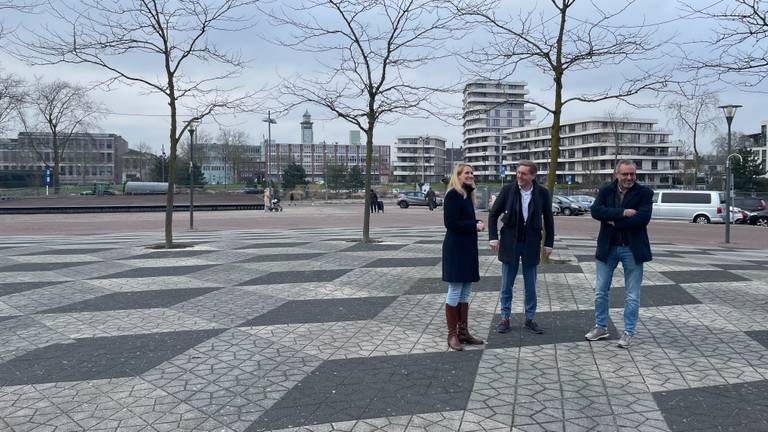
[362,123,374,243]
[546,79,563,192]
[165,106,177,248]
[53,134,61,194]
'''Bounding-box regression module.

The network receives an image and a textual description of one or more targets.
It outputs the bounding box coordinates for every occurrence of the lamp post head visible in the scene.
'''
[718,104,743,124]
[188,118,201,133]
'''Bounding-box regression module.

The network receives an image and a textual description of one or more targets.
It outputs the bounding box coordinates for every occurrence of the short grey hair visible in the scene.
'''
[614,159,637,173]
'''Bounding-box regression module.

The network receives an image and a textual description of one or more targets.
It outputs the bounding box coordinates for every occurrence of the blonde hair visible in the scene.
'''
[448,163,476,203]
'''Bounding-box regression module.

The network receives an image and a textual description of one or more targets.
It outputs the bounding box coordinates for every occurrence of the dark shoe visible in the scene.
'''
[496,317,511,333]
[525,319,544,334]
[445,304,464,351]
[457,302,484,345]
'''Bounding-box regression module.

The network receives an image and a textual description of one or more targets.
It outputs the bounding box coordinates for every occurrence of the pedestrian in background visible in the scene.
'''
[586,159,653,349]
[369,189,379,213]
[488,160,554,335]
[289,192,295,207]
[442,163,485,351]
[426,188,437,211]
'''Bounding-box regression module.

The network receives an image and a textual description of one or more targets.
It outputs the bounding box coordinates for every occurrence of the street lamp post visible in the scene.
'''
[160,144,166,183]
[188,119,201,230]
[263,111,277,186]
[717,104,742,244]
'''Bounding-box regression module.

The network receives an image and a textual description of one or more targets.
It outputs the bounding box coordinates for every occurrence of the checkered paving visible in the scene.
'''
[0,227,767,431]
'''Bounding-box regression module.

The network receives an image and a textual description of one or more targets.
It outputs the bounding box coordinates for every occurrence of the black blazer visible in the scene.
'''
[442,185,480,283]
[591,180,653,264]
[488,182,554,266]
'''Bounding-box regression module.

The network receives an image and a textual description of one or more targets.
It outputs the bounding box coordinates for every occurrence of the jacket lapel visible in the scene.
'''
[527,184,537,221]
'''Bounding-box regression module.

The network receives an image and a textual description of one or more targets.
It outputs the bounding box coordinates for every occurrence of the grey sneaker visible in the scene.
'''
[617,331,632,349]
[496,318,511,333]
[585,326,610,341]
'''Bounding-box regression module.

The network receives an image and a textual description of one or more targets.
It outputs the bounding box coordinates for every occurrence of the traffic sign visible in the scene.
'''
[499,165,506,176]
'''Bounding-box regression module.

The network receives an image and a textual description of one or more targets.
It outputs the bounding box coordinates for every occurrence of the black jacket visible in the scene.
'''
[591,180,653,264]
[442,185,480,283]
[488,182,554,266]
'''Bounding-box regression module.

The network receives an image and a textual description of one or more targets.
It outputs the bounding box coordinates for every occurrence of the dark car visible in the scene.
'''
[396,191,442,209]
[733,196,766,212]
[553,195,585,216]
[243,187,265,195]
[746,209,768,228]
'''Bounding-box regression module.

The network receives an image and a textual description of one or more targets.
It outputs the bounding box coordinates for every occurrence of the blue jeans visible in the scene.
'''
[594,246,643,336]
[499,243,538,320]
[446,282,472,306]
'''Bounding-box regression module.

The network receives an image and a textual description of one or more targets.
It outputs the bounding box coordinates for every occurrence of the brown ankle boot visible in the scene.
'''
[445,304,464,351]
[458,302,484,345]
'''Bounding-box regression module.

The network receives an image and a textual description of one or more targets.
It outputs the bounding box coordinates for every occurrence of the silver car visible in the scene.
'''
[397,191,442,209]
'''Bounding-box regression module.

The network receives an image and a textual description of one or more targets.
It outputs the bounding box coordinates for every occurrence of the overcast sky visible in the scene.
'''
[1,0,765,154]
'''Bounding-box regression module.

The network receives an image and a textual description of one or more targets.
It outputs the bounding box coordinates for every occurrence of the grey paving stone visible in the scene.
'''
[0,281,63,297]
[118,249,216,260]
[339,243,408,252]
[18,247,114,256]
[0,261,94,272]
[247,351,482,431]
[235,242,312,249]
[405,277,502,295]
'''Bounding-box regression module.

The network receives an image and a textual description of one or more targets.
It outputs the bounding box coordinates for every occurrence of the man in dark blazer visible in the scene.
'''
[585,159,653,349]
[488,161,555,334]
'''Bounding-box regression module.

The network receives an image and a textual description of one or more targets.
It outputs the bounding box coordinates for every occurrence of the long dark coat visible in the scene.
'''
[442,185,480,283]
[591,180,653,264]
[488,182,555,266]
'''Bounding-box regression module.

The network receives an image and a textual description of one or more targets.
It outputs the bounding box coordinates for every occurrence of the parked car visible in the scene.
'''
[733,196,766,212]
[80,182,115,196]
[243,187,265,195]
[652,190,729,224]
[397,191,442,208]
[552,195,585,216]
[552,202,561,215]
[569,195,595,209]
[746,208,768,227]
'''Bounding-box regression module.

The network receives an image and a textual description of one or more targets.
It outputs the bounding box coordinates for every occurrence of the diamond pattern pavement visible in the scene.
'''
[0,226,766,431]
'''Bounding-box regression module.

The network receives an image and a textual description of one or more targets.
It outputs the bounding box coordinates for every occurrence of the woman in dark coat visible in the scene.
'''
[442,163,485,351]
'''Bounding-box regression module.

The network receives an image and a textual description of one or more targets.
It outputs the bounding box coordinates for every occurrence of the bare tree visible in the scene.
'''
[606,111,631,168]
[0,1,39,44]
[682,0,768,87]
[135,142,154,180]
[664,80,719,182]
[16,0,260,247]
[451,0,669,192]
[217,128,249,185]
[18,79,102,193]
[267,0,461,242]
[0,71,25,134]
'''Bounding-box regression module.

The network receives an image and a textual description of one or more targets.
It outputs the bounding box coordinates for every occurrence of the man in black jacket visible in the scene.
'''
[585,160,653,349]
[488,161,555,334]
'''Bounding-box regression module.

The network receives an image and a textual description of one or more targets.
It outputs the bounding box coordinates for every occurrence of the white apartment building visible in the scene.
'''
[195,142,261,185]
[503,117,691,189]
[749,121,768,178]
[462,80,534,181]
[392,135,447,183]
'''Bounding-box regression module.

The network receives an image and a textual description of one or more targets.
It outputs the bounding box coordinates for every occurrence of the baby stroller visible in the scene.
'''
[269,197,283,212]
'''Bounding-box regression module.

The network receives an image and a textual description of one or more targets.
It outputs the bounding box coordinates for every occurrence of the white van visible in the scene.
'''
[652,190,729,224]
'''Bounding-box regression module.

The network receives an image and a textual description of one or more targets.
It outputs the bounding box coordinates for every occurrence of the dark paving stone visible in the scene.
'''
[362,257,441,268]
[235,242,311,249]
[406,277,502,295]
[237,253,326,263]
[238,269,353,286]
[0,315,20,324]
[36,287,221,314]
[339,243,407,252]
[575,254,596,263]
[661,270,749,284]
[415,239,443,244]
[746,330,768,350]
[672,249,714,255]
[246,350,483,431]
[319,238,360,242]
[0,262,95,272]
[609,284,702,308]
[576,252,682,262]
[19,248,114,256]
[538,263,583,274]
[119,250,215,260]
[711,263,766,271]
[91,265,215,279]
[0,281,63,297]
[0,329,225,385]
[485,310,619,349]
[747,260,768,266]
[238,296,398,327]
[653,379,768,431]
